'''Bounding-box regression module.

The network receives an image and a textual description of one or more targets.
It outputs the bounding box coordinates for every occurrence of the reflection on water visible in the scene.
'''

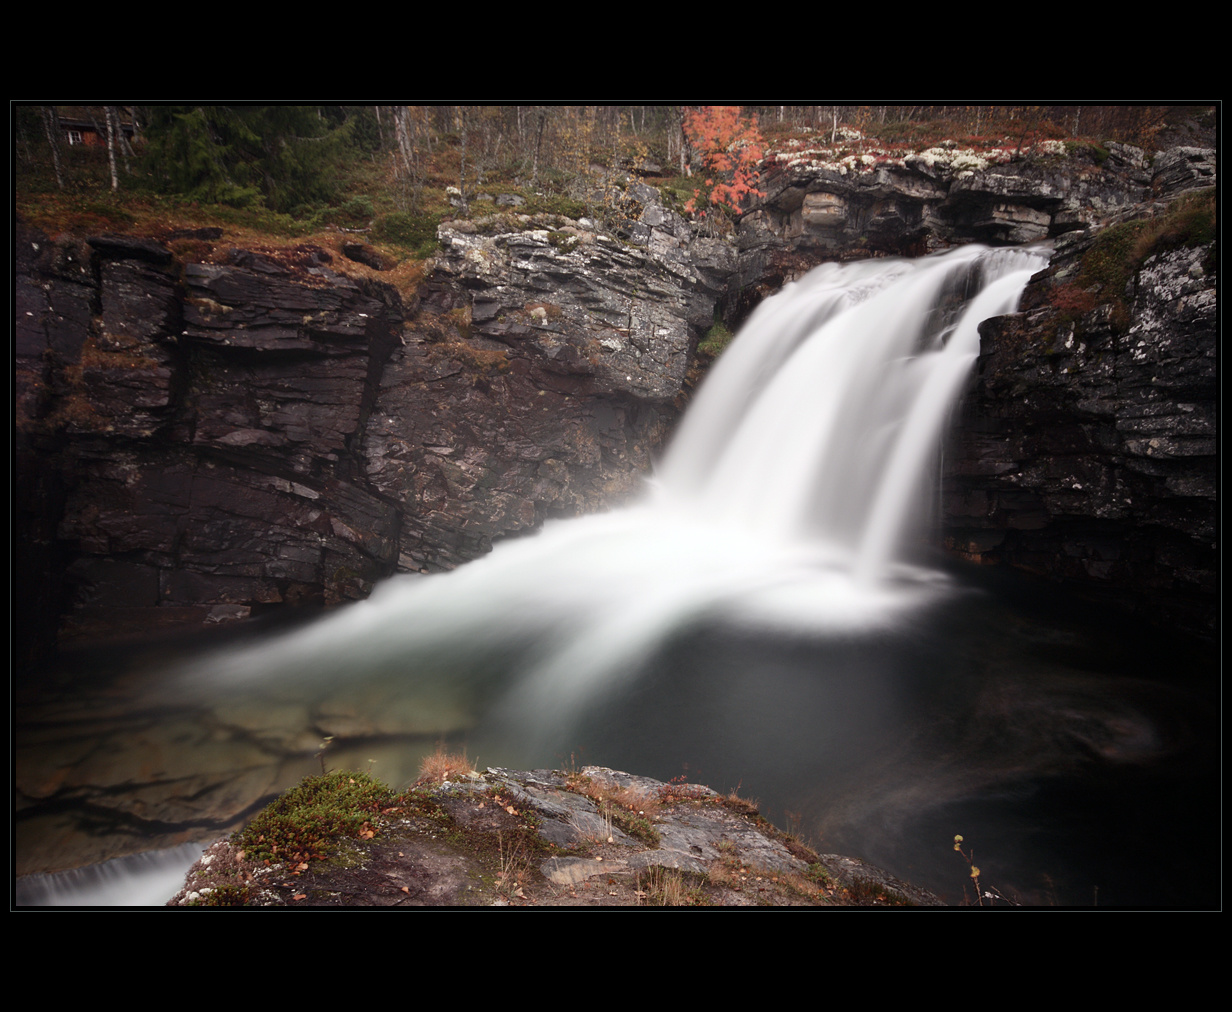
[15,246,1215,907]
[15,564,1217,908]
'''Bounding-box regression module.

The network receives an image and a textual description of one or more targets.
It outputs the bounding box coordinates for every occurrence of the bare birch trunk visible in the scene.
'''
[41,106,64,189]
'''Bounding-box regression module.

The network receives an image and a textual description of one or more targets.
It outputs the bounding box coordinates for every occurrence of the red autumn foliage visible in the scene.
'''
[683,106,765,215]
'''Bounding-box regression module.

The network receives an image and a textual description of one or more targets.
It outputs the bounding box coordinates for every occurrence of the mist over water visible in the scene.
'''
[17,244,1217,906]
[193,245,1050,724]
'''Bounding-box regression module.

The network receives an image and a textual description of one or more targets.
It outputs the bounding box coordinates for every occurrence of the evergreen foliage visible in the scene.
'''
[140,106,357,213]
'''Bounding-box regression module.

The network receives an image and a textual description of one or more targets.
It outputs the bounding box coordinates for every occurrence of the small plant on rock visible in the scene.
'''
[235,770,391,868]
[416,743,475,785]
[682,106,765,221]
[953,834,1018,907]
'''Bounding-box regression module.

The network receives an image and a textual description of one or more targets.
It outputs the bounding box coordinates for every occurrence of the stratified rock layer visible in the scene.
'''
[14,139,1217,659]
[944,234,1217,632]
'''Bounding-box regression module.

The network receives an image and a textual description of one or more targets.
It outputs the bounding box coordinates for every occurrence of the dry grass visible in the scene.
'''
[416,744,474,785]
[565,774,662,846]
[637,866,696,906]
[565,773,660,817]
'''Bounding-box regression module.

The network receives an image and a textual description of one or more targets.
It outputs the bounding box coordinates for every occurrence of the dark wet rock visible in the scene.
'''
[87,234,175,264]
[944,236,1217,634]
[12,140,1218,660]
[342,241,391,271]
[15,229,410,659]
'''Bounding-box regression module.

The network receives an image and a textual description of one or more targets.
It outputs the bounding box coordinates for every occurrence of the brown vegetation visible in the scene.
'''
[415,744,475,785]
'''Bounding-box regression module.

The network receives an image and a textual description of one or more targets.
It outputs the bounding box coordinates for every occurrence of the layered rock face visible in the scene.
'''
[15,141,1217,660]
[363,200,732,572]
[734,141,1216,316]
[15,191,733,660]
[15,232,407,662]
[943,230,1217,633]
[746,142,1162,252]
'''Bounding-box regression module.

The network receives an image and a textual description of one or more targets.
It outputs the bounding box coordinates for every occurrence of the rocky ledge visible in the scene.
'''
[14,138,1217,664]
[169,766,942,907]
[943,207,1217,634]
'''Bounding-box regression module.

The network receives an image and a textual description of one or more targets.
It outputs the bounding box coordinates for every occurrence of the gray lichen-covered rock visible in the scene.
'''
[164,765,943,906]
[361,206,729,572]
[737,138,1209,292]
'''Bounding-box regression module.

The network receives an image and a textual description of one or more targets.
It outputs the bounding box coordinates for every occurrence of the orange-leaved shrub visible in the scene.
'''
[683,106,765,216]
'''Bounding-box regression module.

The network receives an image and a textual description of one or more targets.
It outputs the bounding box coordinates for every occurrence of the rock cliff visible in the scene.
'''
[14,139,1217,662]
[362,198,733,573]
[943,220,1217,633]
[14,191,733,662]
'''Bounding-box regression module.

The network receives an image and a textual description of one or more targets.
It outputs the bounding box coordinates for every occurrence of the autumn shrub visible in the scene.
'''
[416,744,475,785]
[1048,282,1099,319]
[682,106,765,218]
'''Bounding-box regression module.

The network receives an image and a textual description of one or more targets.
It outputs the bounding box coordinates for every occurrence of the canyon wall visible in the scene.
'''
[943,227,1217,633]
[14,140,1217,662]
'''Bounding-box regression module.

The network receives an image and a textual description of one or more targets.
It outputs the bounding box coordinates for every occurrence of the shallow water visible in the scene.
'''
[14,562,1217,907]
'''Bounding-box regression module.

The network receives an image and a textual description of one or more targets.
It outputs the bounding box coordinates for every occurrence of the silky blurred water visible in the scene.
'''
[15,564,1216,907]
[14,245,1216,907]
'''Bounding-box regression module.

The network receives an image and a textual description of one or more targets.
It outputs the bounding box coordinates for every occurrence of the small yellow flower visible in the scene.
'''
[970,867,980,878]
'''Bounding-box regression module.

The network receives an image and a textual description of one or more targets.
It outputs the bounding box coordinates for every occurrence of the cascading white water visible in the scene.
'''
[15,844,207,907]
[190,243,1050,728]
[658,243,1047,577]
[24,238,1218,909]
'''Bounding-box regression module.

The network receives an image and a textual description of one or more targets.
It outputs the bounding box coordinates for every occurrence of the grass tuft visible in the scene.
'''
[1061,187,1217,331]
[416,744,475,785]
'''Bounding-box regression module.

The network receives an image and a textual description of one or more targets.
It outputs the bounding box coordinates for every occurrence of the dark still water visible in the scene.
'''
[16,247,1213,907]
[15,562,1217,908]
[549,567,1218,908]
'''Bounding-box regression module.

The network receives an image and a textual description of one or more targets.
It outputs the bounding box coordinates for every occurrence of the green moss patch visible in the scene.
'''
[1053,187,1216,331]
[234,770,393,867]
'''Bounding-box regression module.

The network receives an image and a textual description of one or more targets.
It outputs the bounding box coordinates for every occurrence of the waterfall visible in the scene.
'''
[658,243,1047,576]
[24,239,1218,910]
[15,844,207,907]
[189,243,1050,728]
